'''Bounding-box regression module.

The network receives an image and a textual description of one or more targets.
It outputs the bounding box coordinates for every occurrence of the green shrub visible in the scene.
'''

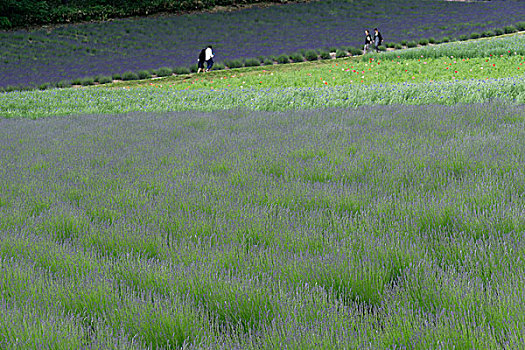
[122,71,139,81]
[244,58,261,67]
[263,58,274,65]
[277,54,290,64]
[328,46,337,52]
[348,47,363,55]
[38,83,50,90]
[377,45,386,52]
[406,41,417,48]
[98,76,112,84]
[458,34,468,41]
[80,77,94,86]
[470,32,480,39]
[112,73,122,80]
[93,75,103,83]
[137,70,151,79]
[173,66,190,74]
[56,80,72,88]
[441,36,451,43]
[304,50,318,61]
[428,37,436,44]
[189,64,198,73]
[71,78,82,85]
[494,28,504,36]
[224,59,243,68]
[385,42,395,48]
[394,43,403,50]
[515,22,525,31]
[4,85,17,92]
[19,85,32,91]
[400,40,408,46]
[156,67,172,77]
[0,16,12,29]
[289,52,304,62]
[481,30,494,38]
[418,38,429,46]
[318,50,331,59]
[335,49,347,58]
[213,63,225,70]
[504,25,517,34]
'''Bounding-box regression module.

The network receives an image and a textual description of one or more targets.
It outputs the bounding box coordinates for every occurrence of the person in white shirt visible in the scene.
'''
[205,45,214,72]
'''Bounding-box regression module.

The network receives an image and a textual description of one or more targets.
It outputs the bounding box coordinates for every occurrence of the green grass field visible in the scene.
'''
[1,32,525,349]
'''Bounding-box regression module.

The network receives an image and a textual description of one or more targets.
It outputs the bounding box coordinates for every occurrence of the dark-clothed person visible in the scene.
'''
[373,28,383,52]
[197,48,206,73]
[364,30,372,54]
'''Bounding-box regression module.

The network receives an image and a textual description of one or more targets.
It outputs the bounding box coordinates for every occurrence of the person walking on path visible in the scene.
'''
[205,45,214,72]
[373,28,383,53]
[364,30,372,54]
[197,47,206,73]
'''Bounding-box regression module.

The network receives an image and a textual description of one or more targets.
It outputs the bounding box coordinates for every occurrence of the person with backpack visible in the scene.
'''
[197,48,206,73]
[205,45,214,72]
[373,28,383,53]
[364,30,372,54]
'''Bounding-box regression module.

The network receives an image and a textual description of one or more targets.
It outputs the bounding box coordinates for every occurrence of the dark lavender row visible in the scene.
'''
[1,0,524,88]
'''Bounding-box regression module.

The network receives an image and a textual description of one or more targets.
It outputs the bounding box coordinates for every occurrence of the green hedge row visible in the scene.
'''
[0,0,289,29]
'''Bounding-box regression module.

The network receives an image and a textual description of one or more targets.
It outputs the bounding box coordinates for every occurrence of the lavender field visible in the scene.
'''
[1,0,525,88]
[1,103,525,348]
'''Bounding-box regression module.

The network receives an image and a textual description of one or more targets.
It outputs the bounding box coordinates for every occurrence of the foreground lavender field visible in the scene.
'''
[1,0,525,88]
[1,103,524,348]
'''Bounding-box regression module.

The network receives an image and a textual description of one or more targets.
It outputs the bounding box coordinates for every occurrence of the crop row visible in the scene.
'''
[1,103,525,348]
[3,72,525,119]
[1,0,524,89]
[2,24,525,93]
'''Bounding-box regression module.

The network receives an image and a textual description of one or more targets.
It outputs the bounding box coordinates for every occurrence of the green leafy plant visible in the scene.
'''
[137,70,151,79]
[504,25,517,34]
[277,54,290,64]
[156,67,173,77]
[122,71,139,81]
[470,32,480,40]
[226,59,244,69]
[318,50,331,59]
[304,50,318,61]
[98,76,113,84]
[289,52,304,62]
[173,66,190,74]
[335,49,347,58]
